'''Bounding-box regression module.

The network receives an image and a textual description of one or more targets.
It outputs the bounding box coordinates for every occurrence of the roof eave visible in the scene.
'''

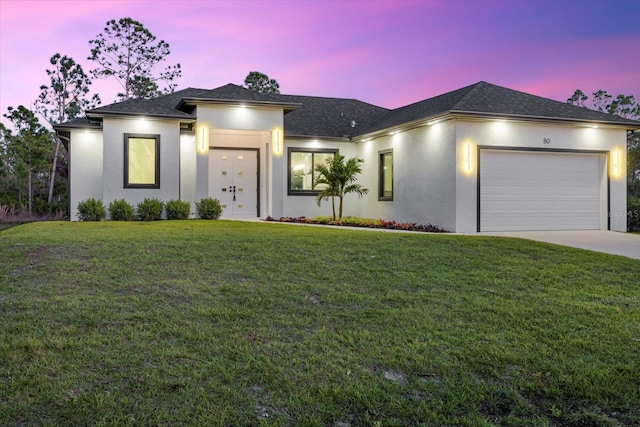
[53,122,102,132]
[85,111,196,122]
[450,110,640,129]
[284,133,351,142]
[353,113,452,141]
[179,97,302,112]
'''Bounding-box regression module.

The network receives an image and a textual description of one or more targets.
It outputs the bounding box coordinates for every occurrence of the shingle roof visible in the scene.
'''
[54,116,102,130]
[87,93,196,119]
[272,94,389,138]
[177,84,286,104]
[58,81,639,137]
[361,81,640,134]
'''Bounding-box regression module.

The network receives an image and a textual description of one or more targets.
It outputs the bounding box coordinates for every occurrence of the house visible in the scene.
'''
[54,81,640,232]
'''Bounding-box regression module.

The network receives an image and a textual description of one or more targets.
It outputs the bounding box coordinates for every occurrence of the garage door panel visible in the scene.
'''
[480,150,604,232]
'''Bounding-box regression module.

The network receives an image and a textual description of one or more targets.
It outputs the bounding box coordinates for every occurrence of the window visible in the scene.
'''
[124,134,160,188]
[288,148,337,194]
[379,149,393,200]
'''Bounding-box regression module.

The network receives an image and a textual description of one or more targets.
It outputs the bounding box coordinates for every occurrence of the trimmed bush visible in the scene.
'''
[166,199,191,220]
[196,197,222,220]
[109,199,135,221]
[136,198,164,221]
[77,198,105,221]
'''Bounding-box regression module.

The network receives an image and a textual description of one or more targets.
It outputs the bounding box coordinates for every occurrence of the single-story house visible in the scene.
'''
[55,81,640,232]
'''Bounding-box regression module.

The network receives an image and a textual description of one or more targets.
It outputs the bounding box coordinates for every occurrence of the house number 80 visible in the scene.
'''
[543,138,551,144]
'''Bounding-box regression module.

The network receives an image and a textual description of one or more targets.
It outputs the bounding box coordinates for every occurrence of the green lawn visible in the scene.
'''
[1,221,639,426]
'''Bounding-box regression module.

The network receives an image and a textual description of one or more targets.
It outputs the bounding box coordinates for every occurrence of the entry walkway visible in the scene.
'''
[479,230,640,260]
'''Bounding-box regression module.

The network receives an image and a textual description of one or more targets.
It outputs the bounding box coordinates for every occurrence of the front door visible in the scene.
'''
[209,149,259,218]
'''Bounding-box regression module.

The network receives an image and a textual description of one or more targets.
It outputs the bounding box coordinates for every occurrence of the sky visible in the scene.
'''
[1,0,639,127]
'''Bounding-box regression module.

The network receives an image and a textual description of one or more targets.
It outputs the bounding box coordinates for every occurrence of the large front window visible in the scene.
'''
[124,134,160,188]
[288,148,337,194]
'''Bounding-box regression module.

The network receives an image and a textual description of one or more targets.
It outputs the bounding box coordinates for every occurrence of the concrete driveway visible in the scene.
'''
[480,230,640,260]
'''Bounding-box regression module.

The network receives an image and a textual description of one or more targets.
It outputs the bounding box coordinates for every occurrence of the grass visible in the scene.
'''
[1,221,639,426]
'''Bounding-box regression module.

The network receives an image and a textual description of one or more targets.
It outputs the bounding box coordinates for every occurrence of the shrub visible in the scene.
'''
[136,198,164,221]
[77,198,105,221]
[109,199,135,221]
[166,199,191,220]
[196,197,222,219]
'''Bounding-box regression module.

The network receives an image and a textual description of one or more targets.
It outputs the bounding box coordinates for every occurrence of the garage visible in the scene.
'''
[479,149,607,232]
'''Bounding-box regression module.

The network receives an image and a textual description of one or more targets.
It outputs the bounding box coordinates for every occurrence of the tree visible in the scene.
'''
[35,53,100,204]
[568,89,640,198]
[244,71,280,94]
[0,123,17,207]
[88,17,182,101]
[3,106,51,214]
[314,154,368,221]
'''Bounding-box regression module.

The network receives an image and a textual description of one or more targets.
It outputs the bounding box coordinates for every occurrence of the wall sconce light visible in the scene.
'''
[272,129,281,154]
[613,149,620,176]
[200,127,206,151]
[465,143,472,172]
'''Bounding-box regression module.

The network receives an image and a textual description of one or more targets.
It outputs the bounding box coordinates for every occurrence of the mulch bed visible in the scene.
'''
[265,216,448,233]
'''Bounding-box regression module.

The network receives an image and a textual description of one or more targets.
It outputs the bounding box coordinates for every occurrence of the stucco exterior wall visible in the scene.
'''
[357,120,457,231]
[101,117,181,218]
[180,133,197,216]
[454,119,628,232]
[274,139,360,219]
[194,105,283,218]
[69,130,103,220]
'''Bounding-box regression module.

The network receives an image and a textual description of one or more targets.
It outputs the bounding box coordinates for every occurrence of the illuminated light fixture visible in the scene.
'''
[201,127,206,151]
[239,104,247,109]
[592,125,599,129]
[275,130,281,152]
[390,130,398,136]
[613,149,620,176]
[465,143,472,172]
[363,138,371,142]
[427,121,435,126]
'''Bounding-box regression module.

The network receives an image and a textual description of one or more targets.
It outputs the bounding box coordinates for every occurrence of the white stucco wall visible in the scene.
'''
[69,130,103,220]
[101,117,182,218]
[454,119,628,232]
[194,105,283,218]
[357,121,457,231]
[273,139,360,219]
[180,133,197,216]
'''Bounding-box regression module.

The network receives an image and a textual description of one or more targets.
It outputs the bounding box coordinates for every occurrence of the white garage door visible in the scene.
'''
[480,150,605,232]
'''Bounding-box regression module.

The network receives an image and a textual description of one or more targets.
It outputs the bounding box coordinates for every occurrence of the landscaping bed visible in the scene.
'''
[265,215,449,232]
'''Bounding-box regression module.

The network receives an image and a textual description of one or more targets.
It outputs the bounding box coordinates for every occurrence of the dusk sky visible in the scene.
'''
[1,0,639,127]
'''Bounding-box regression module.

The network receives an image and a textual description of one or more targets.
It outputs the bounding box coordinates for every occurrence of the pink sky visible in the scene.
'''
[1,0,639,127]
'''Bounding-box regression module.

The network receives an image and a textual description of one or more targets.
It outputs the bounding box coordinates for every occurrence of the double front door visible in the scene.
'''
[209,149,258,218]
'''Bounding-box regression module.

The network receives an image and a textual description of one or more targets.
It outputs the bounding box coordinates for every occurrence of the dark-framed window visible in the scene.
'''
[124,133,160,189]
[288,148,338,195]
[379,149,393,201]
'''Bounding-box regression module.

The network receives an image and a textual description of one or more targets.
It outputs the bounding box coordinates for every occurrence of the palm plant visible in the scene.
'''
[314,154,368,221]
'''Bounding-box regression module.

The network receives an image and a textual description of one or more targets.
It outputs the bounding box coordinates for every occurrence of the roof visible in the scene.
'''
[55,81,640,137]
[361,81,640,134]
[54,116,102,130]
[87,93,196,120]
[272,94,389,138]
